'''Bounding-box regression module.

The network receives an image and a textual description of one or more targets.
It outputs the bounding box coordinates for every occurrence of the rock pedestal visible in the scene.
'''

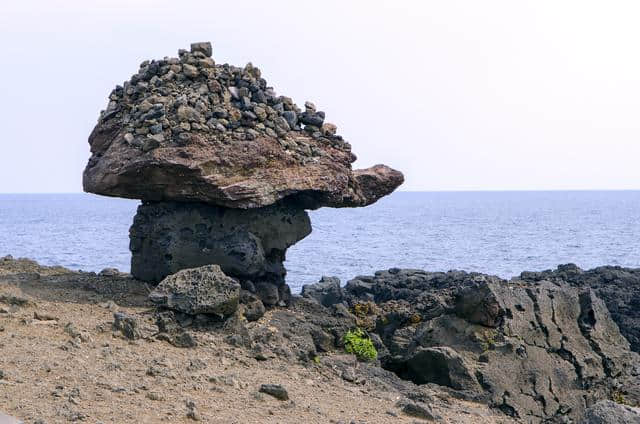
[130,201,310,305]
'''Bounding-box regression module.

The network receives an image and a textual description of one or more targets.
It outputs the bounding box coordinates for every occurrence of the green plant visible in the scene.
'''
[478,330,497,352]
[612,390,629,406]
[343,328,377,361]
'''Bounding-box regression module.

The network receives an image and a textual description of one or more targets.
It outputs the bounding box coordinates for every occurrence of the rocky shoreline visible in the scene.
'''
[2,42,639,424]
[1,255,639,423]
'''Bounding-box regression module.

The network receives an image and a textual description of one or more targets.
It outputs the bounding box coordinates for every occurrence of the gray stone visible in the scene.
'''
[182,64,199,78]
[190,42,212,58]
[397,400,438,421]
[282,110,297,129]
[149,265,240,316]
[99,267,120,277]
[112,312,143,340]
[259,384,289,400]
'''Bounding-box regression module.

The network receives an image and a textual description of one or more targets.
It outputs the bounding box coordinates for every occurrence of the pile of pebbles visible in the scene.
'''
[99,42,350,158]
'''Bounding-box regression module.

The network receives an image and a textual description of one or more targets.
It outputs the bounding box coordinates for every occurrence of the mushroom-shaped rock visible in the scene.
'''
[83,43,404,286]
[149,265,240,316]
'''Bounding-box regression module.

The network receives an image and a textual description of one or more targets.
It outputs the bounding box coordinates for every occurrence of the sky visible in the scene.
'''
[1,0,640,192]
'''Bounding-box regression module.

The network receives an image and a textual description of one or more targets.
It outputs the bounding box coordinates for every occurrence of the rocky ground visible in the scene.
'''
[0,257,508,424]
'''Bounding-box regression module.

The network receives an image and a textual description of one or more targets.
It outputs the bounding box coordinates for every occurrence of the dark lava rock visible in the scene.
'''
[397,400,439,420]
[520,263,640,354]
[112,312,143,340]
[305,268,640,423]
[130,201,311,285]
[259,384,289,400]
[301,276,343,307]
[149,265,240,316]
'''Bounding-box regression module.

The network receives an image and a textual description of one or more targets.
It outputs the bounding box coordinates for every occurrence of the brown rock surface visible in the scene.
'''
[83,42,403,209]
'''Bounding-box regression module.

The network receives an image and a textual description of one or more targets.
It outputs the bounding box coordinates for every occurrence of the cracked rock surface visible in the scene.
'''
[520,263,640,354]
[302,269,640,423]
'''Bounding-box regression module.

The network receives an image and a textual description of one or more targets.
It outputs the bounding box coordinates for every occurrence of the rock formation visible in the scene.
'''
[520,263,640,354]
[302,269,640,423]
[83,42,404,304]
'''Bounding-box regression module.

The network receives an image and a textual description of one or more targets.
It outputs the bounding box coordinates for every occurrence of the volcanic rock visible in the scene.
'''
[149,265,240,316]
[83,43,403,209]
[303,269,640,422]
[520,263,640,354]
[129,201,311,294]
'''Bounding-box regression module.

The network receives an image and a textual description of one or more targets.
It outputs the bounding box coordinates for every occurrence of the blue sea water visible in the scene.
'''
[1,191,639,292]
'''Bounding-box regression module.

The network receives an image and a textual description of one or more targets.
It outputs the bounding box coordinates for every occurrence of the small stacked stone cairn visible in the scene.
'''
[83,42,404,313]
[95,42,347,159]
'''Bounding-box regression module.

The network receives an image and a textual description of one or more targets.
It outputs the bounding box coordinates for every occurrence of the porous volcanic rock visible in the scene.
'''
[149,265,240,316]
[83,42,403,209]
[302,269,640,423]
[129,200,311,288]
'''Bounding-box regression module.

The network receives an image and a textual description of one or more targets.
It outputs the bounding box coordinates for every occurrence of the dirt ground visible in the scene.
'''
[0,257,510,424]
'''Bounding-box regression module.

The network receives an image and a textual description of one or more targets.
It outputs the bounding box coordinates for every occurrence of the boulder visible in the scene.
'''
[149,265,240,316]
[83,43,403,210]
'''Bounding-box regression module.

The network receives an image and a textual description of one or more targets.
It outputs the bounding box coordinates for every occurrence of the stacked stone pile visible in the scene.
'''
[97,42,349,161]
[83,42,404,315]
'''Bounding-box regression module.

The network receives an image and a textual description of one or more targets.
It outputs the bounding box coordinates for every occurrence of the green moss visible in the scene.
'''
[612,390,629,406]
[343,328,378,362]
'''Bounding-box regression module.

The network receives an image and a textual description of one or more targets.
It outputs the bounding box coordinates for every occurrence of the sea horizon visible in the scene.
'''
[2,191,639,292]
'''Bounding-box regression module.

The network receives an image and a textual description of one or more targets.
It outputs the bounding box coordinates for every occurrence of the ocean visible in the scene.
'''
[1,191,639,292]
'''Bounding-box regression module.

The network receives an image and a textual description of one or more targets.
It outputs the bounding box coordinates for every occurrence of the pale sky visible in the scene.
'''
[1,0,640,192]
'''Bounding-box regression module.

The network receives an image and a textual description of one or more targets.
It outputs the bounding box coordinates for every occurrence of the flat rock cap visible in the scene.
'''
[83,43,403,209]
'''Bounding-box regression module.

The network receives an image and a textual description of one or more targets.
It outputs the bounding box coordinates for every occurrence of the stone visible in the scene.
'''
[304,101,316,113]
[112,312,143,340]
[397,400,438,421]
[130,201,311,284]
[186,400,201,421]
[149,265,240,316]
[300,112,324,127]
[321,123,337,136]
[190,42,212,57]
[581,400,640,424]
[99,267,120,277]
[182,64,199,78]
[259,384,289,400]
[301,276,344,307]
[282,110,297,129]
[83,43,403,209]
